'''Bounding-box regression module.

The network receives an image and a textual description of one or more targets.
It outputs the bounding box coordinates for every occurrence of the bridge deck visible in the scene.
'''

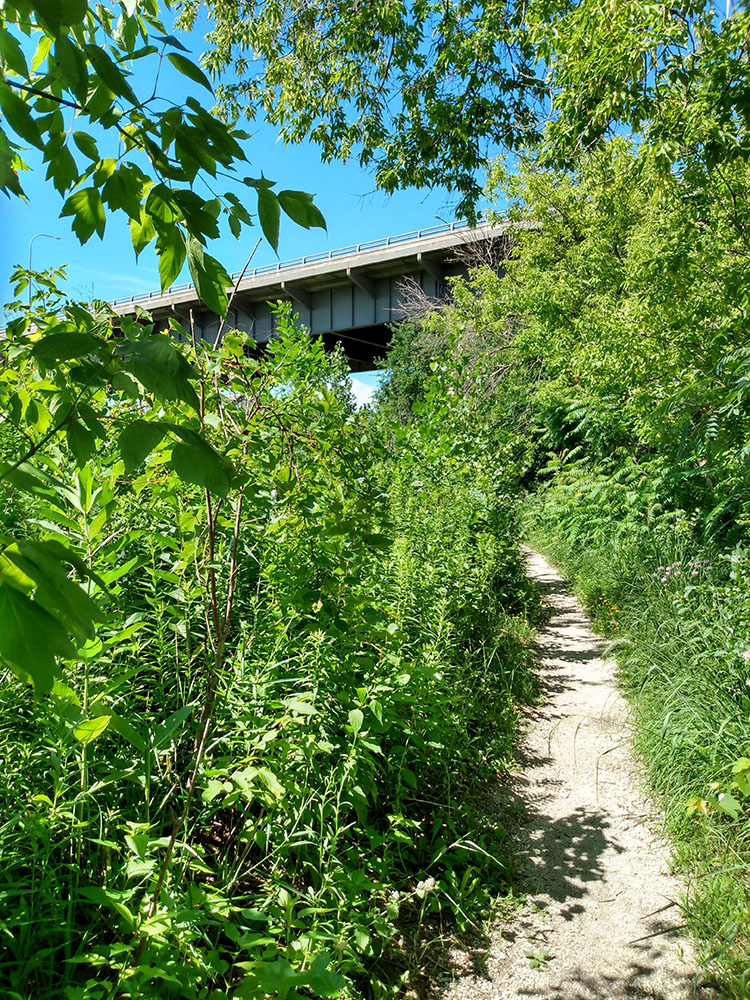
[112,220,511,315]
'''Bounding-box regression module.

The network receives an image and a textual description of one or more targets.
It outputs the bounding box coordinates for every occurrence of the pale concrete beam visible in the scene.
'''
[346,267,376,299]
[417,252,444,283]
[280,280,312,311]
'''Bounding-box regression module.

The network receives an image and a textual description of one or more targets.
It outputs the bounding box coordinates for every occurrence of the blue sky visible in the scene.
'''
[4,148,452,402]
[1,13,488,403]
[3,142,463,307]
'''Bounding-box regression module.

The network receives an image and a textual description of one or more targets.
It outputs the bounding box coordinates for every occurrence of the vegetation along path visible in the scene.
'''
[444,549,714,1000]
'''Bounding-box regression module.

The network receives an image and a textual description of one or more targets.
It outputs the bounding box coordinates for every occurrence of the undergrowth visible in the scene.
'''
[0,310,539,999]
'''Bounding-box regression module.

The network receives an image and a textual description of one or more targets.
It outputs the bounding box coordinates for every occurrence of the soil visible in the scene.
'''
[437,549,716,1000]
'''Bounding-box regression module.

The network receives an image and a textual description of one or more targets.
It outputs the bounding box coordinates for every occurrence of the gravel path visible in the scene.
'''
[440,549,714,1000]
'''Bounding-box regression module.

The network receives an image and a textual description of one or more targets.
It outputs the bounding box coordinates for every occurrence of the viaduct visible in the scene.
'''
[112,220,515,370]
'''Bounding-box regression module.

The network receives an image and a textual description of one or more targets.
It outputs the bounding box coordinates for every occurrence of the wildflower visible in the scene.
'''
[691,570,698,576]
[661,576,668,583]
[742,651,750,662]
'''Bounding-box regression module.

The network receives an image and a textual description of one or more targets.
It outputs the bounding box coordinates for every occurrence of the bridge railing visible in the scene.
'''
[110,219,475,307]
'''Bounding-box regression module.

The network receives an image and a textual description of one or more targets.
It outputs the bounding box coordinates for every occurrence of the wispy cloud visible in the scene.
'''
[70,267,160,291]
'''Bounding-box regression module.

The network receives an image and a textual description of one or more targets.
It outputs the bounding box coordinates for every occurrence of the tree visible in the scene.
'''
[530,2,750,176]
[181,0,742,215]
[179,0,547,217]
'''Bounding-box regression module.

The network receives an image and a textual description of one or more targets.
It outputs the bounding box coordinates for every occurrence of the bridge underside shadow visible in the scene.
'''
[319,325,391,372]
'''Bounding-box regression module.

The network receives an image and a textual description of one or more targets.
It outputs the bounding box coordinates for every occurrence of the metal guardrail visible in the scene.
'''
[110,219,474,307]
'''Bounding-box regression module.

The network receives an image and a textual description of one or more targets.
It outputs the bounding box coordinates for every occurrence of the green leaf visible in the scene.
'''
[348,708,364,735]
[78,885,134,926]
[170,440,232,497]
[32,329,106,363]
[154,33,190,53]
[307,953,346,995]
[716,792,742,820]
[73,131,100,162]
[153,705,194,748]
[0,83,44,150]
[102,163,147,219]
[40,538,107,592]
[130,209,157,258]
[118,419,168,472]
[186,233,230,316]
[226,192,253,226]
[0,582,76,694]
[257,767,285,798]
[167,53,214,94]
[256,186,280,252]
[283,698,319,717]
[0,129,23,196]
[35,0,87,33]
[0,28,29,77]
[45,140,78,194]
[117,337,199,409]
[53,35,89,104]
[30,34,52,72]
[157,225,186,289]
[73,714,112,745]
[236,953,344,998]
[83,44,138,104]
[174,126,216,182]
[145,183,181,224]
[278,190,326,231]
[66,420,95,465]
[2,540,103,640]
[61,187,106,243]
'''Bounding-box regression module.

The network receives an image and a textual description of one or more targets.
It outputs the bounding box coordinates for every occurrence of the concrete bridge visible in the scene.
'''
[112,220,514,370]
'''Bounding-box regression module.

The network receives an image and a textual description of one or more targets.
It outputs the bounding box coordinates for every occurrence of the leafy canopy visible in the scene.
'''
[182,0,739,215]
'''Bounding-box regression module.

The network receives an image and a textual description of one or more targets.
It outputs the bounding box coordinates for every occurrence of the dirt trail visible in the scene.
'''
[440,549,714,1000]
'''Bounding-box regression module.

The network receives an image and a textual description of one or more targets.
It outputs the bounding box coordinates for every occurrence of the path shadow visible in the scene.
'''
[512,931,711,1000]
[435,782,621,994]
[492,784,616,906]
[538,643,602,665]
